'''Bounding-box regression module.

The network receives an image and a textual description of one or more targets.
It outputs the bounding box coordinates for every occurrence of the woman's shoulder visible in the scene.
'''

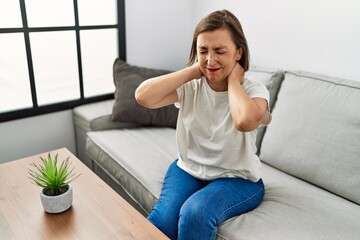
[180,77,203,91]
[243,77,269,99]
[243,77,267,91]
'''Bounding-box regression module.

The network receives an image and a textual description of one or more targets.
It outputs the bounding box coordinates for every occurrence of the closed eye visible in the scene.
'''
[198,51,207,55]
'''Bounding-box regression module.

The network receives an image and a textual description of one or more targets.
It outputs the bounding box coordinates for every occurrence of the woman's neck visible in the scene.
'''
[206,78,228,92]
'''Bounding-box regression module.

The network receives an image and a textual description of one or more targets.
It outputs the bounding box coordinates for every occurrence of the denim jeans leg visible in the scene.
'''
[147,160,204,240]
[178,178,265,240]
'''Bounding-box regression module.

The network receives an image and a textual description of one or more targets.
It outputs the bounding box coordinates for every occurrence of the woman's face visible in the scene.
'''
[197,27,242,91]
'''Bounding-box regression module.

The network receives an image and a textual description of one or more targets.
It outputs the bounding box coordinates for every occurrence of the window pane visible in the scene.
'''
[25,0,74,27]
[0,0,23,28]
[78,0,117,26]
[30,31,80,106]
[0,33,32,113]
[80,29,118,97]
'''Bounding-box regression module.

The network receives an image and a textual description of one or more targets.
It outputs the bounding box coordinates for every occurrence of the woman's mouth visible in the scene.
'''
[207,67,221,73]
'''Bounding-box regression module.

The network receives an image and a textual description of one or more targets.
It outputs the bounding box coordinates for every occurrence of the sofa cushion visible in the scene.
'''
[112,58,178,128]
[86,129,360,239]
[86,127,178,213]
[218,164,360,240]
[260,71,360,204]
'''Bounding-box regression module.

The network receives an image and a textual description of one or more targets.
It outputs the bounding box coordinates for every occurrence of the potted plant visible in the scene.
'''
[28,153,80,214]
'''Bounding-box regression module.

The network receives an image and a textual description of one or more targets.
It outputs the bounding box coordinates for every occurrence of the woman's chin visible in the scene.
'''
[206,75,224,82]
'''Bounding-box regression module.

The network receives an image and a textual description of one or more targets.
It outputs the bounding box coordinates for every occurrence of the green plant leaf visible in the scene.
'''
[28,153,80,195]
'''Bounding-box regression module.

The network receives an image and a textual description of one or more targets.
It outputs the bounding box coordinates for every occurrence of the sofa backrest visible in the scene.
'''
[260,70,360,204]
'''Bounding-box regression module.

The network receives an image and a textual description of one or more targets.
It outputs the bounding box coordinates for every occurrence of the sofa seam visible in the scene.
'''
[286,71,360,89]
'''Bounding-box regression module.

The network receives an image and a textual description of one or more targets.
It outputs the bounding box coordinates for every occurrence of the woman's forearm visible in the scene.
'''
[135,64,202,109]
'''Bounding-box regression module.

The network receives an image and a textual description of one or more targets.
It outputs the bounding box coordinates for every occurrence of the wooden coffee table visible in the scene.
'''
[0,148,169,239]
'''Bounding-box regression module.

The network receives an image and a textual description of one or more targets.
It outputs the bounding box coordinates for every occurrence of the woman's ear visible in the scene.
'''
[236,48,243,61]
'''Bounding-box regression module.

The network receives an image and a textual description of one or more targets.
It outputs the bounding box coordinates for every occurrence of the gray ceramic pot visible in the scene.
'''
[40,185,73,214]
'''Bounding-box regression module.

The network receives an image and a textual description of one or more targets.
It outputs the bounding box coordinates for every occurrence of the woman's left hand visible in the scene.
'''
[227,62,270,132]
[227,62,245,85]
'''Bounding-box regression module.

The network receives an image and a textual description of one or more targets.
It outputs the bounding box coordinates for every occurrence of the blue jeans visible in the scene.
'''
[147,160,265,240]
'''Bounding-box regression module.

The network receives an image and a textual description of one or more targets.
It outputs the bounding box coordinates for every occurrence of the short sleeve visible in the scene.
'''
[243,79,270,109]
[175,84,184,108]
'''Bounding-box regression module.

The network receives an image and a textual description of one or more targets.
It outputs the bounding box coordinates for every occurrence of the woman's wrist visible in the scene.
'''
[228,63,245,86]
[187,63,203,80]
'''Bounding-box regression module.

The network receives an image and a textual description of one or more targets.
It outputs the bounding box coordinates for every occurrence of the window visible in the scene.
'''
[0,0,126,122]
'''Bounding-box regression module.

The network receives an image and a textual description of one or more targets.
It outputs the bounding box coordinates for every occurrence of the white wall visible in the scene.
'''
[125,0,194,70]
[193,0,360,82]
[0,110,76,163]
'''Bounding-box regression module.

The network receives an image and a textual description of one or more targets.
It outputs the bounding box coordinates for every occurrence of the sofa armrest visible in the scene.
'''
[73,99,114,168]
[90,115,139,131]
[73,99,137,168]
[73,99,115,131]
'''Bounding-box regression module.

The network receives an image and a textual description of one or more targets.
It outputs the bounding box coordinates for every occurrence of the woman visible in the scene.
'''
[135,9,271,240]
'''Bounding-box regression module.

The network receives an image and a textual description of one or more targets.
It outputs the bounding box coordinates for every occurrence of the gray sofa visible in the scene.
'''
[73,62,360,240]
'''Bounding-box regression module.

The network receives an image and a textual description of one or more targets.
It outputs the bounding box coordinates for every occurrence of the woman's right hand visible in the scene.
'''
[190,62,204,80]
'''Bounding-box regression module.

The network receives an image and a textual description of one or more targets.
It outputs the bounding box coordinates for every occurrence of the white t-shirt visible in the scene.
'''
[175,76,270,182]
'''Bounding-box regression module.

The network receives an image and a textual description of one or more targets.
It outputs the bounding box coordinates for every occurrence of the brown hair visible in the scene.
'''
[188,9,250,72]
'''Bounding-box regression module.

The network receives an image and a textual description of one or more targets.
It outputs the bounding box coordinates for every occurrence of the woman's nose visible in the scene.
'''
[207,53,217,66]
